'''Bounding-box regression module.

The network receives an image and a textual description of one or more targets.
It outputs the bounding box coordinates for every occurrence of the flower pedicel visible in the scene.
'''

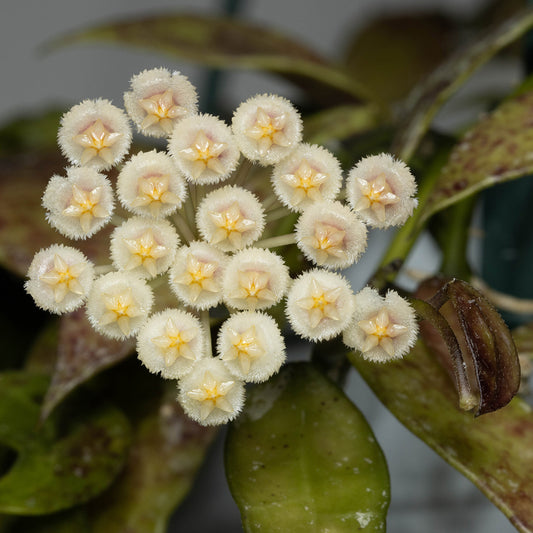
[26,67,419,426]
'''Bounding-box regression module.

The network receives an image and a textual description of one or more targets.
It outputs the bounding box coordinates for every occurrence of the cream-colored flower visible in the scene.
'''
[271,143,342,211]
[86,272,153,339]
[110,217,179,278]
[196,186,265,252]
[222,248,289,310]
[42,167,114,239]
[232,94,302,165]
[286,269,355,341]
[178,358,245,426]
[217,311,285,382]
[117,150,187,218]
[137,309,206,379]
[58,99,131,170]
[295,201,367,269]
[343,287,418,362]
[169,241,227,310]
[124,67,198,137]
[168,114,240,184]
[346,153,417,228]
[25,244,94,314]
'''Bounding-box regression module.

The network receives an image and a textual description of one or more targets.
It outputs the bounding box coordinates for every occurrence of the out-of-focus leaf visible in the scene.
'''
[392,8,533,161]
[5,508,89,533]
[41,309,135,421]
[25,320,59,375]
[89,377,216,533]
[0,372,130,515]
[415,277,520,415]
[344,13,455,104]
[418,90,533,224]
[304,104,381,145]
[514,321,533,357]
[49,14,370,105]
[226,363,390,533]
[351,342,533,533]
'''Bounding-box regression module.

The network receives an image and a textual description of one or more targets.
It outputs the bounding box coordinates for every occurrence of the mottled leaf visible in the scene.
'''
[49,14,369,105]
[343,13,455,104]
[41,309,135,421]
[392,8,533,161]
[351,342,533,533]
[419,90,533,223]
[226,363,390,533]
[304,104,381,145]
[0,372,130,515]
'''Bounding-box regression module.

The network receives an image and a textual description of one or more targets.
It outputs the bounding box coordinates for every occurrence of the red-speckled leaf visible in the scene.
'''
[48,14,369,106]
[419,90,533,223]
[350,343,533,532]
[40,309,135,421]
[392,8,533,161]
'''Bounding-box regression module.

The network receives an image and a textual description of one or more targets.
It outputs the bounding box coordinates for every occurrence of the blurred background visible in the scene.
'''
[1,0,525,531]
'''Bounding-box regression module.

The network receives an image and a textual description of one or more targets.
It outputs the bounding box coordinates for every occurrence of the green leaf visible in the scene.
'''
[40,310,135,421]
[392,8,533,161]
[0,372,130,515]
[419,89,533,224]
[48,14,370,105]
[226,363,390,533]
[343,12,455,104]
[350,343,533,532]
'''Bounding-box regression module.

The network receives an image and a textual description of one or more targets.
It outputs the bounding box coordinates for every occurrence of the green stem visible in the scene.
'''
[201,310,213,358]
[255,233,296,248]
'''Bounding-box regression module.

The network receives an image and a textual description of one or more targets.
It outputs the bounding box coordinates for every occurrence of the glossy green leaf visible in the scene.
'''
[343,13,455,104]
[350,343,533,532]
[0,372,130,515]
[304,104,381,145]
[419,89,533,223]
[392,8,533,161]
[226,363,390,533]
[48,14,369,105]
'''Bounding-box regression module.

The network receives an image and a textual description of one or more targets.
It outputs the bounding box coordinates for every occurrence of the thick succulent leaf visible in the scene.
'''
[88,380,216,533]
[350,343,533,532]
[41,309,135,421]
[0,372,130,515]
[343,13,455,104]
[304,104,381,145]
[226,362,390,533]
[392,8,533,161]
[49,14,369,105]
[419,89,533,223]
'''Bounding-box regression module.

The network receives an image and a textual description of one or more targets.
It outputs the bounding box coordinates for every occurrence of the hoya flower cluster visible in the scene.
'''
[26,67,419,426]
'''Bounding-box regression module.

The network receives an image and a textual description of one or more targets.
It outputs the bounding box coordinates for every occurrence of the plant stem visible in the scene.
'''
[255,233,296,248]
[201,310,213,357]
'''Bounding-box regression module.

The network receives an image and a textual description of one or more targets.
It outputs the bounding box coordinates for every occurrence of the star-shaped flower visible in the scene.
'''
[151,317,197,367]
[296,277,341,328]
[62,184,110,233]
[186,372,236,420]
[209,203,256,248]
[246,107,289,156]
[354,175,399,222]
[230,270,275,309]
[281,160,328,205]
[123,229,169,277]
[130,174,182,217]
[174,254,220,302]
[100,288,143,336]
[74,119,123,166]
[179,131,227,180]
[223,326,264,375]
[139,89,186,134]
[358,308,408,356]
[39,254,86,303]
[301,223,347,264]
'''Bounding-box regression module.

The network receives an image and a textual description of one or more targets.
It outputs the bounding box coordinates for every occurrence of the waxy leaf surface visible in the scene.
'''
[419,90,533,223]
[51,14,369,105]
[351,342,533,532]
[226,363,390,532]
[392,8,533,161]
[0,372,130,515]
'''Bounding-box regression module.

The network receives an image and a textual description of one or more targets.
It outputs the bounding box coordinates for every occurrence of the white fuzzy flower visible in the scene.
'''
[169,241,227,310]
[343,287,418,362]
[117,150,187,218]
[217,311,285,382]
[58,99,131,170]
[232,94,302,165]
[42,166,114,239]
[196,185,265,252]
[86,271,153,339]
[137,309,206,379]
[295,201,367,269]
[222,248,289,310]
[346,153,417,228]
[286,269,355,341]
[178,358,245,426]
[124,67,198,137]
[25,244,94,314]
[271,143,342,211]
[110,217,179,279]
[168,114,240,184]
